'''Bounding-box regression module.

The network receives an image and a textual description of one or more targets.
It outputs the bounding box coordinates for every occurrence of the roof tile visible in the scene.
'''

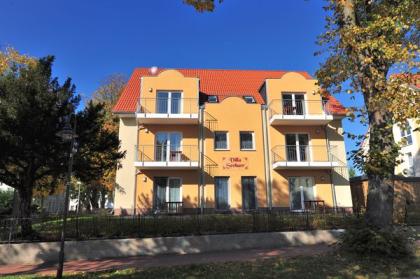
[113,68,346,115]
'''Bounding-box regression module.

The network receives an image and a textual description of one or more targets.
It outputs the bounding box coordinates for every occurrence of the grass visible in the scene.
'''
[3,248,420,279]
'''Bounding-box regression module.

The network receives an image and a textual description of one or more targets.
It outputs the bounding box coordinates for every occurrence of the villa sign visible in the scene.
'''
[222,157,248,170]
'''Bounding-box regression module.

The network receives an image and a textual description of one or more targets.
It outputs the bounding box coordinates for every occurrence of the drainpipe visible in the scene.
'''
[262,105,272,210]
[198,105,205,213]
[324,124,337,209]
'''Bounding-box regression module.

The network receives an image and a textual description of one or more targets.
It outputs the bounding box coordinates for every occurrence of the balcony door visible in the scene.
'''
[282,93,305,115]
[154,177,182,210]
[241,177,257,211]
[289,177,314,211]
[156,91,182,114]
[286,134,309,162]
[155,132,182,162]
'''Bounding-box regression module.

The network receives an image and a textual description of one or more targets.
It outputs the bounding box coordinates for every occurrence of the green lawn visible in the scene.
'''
[4,249,420,279]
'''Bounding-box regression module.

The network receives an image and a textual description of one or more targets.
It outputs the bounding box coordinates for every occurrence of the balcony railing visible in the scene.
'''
[271,145,340,168]
[154,202,183,214]
[268,100,333,125]
[135,144,199,168]
[136,98,199,115]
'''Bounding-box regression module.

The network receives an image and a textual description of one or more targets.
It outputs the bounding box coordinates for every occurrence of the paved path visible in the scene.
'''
[0,244,332,276]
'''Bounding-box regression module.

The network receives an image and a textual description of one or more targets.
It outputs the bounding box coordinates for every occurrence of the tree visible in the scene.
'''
[316,0,419,229]
[88,74,127,207]
[183,0,222,12]
[0,53,78,234]
[73,101,125,210]
[0,49,124,235]
[348,168,357,178]
[185,1,420,229]
[91,74,127,131]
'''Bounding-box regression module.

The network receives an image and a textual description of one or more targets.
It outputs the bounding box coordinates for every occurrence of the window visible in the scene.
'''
[282,93,305,115]
[155,132,182,162]
[156,91,182,114]
[240,131,255,150]
[401,122,413,146]
[154,177,182,212]
[243,96,256,103]
[289,177,314,211]
[215,177,229,210]
[285,134,309,161]
[208,95,218,103]
[406,152,414,176]
[241,177,256,210]
[214,131,228,150]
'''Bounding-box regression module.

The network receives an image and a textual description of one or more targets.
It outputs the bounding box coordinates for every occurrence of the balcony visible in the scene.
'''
[135,144,199,169]
[268,99,333,126]
[136,97,199,124]
[271,145,340,169]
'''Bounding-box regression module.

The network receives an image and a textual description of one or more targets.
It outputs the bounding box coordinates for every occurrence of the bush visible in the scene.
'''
[339,221,416,258]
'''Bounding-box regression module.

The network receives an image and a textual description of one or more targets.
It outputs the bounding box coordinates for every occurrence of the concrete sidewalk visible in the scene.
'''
[0,244,332,276]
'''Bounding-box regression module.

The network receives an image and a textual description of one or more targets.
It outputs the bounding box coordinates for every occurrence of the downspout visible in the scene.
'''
[133,123,140,215]
[198,105,205,213]
[262,105,272,210]
[324,124,337,209]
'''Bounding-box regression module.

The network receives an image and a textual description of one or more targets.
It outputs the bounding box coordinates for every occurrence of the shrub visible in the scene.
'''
[339,221,416,258]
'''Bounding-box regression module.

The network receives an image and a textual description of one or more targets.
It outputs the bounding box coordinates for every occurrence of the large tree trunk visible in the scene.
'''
[366,175,394,228]
[365,109,397,228]
[17,186,34,236]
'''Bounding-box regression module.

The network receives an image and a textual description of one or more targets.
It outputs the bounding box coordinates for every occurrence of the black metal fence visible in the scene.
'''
[0,210,361,244]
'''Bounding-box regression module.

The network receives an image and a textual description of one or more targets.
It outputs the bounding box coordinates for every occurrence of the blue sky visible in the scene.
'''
[0,0,366,169]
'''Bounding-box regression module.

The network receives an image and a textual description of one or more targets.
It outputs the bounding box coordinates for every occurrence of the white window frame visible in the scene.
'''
[166,177,182,203]
[156,90,183,114]
[401,122,413,146]
[155,131,183,162]
[153,177,183,206]
[240,131,255,151]
[214,176,230,210]
[214,131,229,150]
[406,152,414,175]
[288,176,316,211]
[285,133,311,162]
[281,92,307,115]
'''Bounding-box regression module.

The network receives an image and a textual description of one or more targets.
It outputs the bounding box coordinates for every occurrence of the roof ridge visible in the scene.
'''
[134,67,311,74]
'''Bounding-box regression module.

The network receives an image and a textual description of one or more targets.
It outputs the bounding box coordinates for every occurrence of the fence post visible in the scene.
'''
[305,211,310,230]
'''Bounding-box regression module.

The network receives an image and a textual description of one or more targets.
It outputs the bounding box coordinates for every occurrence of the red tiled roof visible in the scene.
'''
[113,68,346,115]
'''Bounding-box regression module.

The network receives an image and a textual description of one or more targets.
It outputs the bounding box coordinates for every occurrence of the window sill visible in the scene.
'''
[214,149,230,151]
[240,149,256,151]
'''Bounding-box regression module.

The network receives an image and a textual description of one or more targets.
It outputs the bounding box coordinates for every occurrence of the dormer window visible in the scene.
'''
[244,96,256,103]
[208,95,218,103]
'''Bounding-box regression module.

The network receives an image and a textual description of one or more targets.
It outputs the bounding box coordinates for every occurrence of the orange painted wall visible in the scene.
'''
[137,124,199,162]
[136,170,200,212]
[203,97,267,209]
[140,70,199,114]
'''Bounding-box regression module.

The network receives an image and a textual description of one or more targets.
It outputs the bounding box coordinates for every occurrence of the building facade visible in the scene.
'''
[393,119,420,177]
[112,68,353,215]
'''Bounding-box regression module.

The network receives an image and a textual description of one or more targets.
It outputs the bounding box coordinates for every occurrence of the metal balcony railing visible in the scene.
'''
[271,145,338,163]
[135,144,199,163]
[136,98,199,115]
[268,99,332,119]
[154,202,183,214]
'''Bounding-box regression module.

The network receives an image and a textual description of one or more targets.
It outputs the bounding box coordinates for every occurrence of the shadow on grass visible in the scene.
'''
[4,249,420,279]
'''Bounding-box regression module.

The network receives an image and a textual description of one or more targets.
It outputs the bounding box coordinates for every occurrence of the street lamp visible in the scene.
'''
[56,117,77,279]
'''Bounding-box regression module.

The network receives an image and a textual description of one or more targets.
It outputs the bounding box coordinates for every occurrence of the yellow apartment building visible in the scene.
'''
[112,68,353,215]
